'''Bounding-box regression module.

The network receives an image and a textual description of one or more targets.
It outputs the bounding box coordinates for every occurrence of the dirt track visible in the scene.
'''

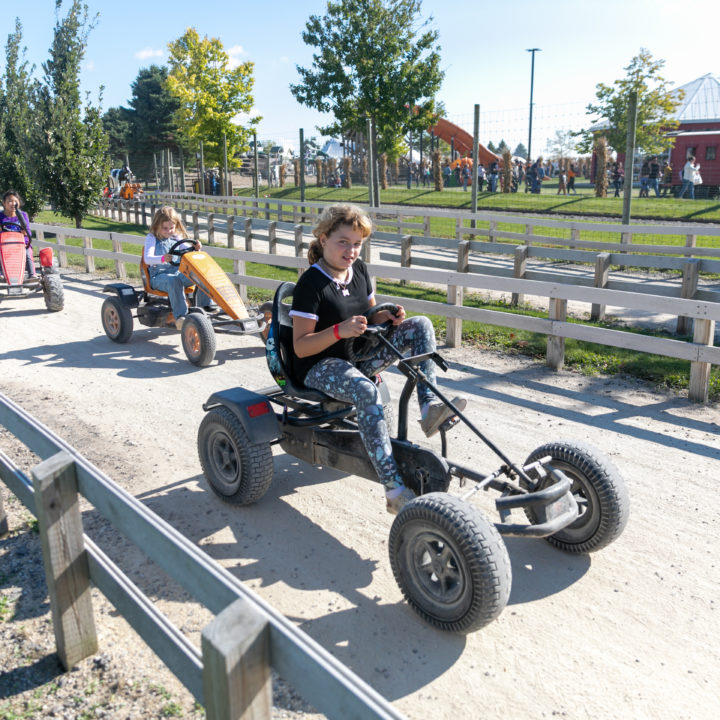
[1,270,719,720]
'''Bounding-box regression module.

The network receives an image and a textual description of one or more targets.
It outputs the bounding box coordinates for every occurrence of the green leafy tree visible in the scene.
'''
[38,1,108,228]
[497,139,509,153]
[512,142,527,159]
[127,65,185,171]
[291,0,444,159]
[0,19,44,217]
[102,106,131,165]
[577,49,683,155]
[545,129,577,159]
[167,28,259,169]
[487,140,497,153]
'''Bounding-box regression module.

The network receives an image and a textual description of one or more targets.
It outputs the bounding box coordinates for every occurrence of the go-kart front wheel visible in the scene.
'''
[101,296,133,342]
[42,273,64,312]
[198,407,274,505]
[389,493,511,633]
[182,312,216,366]
[523,441,629,554]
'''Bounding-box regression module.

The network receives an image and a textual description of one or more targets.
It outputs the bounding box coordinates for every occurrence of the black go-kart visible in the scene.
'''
[197,282,629,632]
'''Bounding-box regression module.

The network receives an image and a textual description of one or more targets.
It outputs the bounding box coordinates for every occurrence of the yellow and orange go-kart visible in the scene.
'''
[100,240,271,366]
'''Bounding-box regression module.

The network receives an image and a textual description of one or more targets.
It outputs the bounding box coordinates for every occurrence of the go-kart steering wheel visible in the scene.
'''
[167,239,196,266]
[345,303,401,363]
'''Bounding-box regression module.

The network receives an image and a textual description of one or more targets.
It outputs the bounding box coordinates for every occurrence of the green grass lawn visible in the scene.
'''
[258,181,720,223]
[33,209,719,401]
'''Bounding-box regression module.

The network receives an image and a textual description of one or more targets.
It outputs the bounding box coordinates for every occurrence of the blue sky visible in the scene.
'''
[4,0,719,154]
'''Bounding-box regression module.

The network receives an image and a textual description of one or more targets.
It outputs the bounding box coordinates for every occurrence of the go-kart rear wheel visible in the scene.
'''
[101,296,133,342]
[523,441,629,554]
[198,407,273,505]
[389,493,511,633]
[42,272,64,312]
[182,313,216,366]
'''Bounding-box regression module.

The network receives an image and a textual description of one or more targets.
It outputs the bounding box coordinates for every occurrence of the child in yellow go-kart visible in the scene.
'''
[144,206,214,329]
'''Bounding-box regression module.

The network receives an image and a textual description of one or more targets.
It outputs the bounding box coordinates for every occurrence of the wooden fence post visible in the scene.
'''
[142,201,147,226]
[446,240,469,348]
[547,298,567,369]
[268,221,277,255]
[111,233,126,279]
[294,224,305,278]
[400,234,412,286]
[677,260,700,336]
[226,215,235,248]
[361,235,375,293]
[192,211,200,242]
[423,215,431,238]
[83,235,95,273]
[110,202,117,221]
[244,218,253,252]
[134,201,140,226]
[570,227,580,249]
[686,233,697,259]
[207,213,215,245]
[455,216,463,243]
[126,202,132,224]
[202,598,271,720]
[32,451,98,670]
[511,245,529,306]
[0,493,7,536]
[590,253,611,322]
[55,231,67,268]
[227,220,245,300]
[689,319,715,403]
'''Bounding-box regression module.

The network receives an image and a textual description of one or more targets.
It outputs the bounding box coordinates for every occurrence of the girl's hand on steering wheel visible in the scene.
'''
[193,240,202,250]
[372,305,405,326]
[339,315,367,338]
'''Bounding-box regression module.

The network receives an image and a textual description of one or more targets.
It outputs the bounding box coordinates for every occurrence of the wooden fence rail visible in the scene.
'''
[0,392,405,720]
[31,215,720,401]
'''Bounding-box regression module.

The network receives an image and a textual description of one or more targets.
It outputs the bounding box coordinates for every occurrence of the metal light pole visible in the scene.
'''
[526,48,541,165]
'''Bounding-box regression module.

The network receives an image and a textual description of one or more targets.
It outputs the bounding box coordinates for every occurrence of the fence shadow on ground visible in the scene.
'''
[427,358,720,461]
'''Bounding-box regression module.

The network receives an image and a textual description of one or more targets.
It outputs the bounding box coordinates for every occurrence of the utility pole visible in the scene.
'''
[526,48,541,165]
[471,104,480,224]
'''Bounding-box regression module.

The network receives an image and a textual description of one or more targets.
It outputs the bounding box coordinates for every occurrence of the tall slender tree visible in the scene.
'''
[291,0,443,159]
[38,0,108,228]
[0,19,44,217]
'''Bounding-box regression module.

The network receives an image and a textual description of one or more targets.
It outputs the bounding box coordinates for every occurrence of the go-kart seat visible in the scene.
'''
[265,282,332,402]
[140,251,195,299]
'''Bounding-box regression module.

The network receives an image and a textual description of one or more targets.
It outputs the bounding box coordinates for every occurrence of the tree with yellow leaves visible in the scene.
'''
[167,28,260,170]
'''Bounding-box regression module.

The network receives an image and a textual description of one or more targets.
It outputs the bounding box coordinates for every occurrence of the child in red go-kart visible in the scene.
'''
[0,190,36,278]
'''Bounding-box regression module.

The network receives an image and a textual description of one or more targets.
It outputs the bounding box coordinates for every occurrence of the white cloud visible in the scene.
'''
[135,47,164,61]
[227,45,246,70]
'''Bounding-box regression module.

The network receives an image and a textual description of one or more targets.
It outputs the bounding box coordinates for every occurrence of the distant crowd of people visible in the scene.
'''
[609,155,702,199]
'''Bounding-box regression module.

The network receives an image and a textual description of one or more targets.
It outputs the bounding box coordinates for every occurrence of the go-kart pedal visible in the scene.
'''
[419,395,467,437]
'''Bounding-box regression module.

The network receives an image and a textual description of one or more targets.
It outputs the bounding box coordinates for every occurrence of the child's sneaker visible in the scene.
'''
[175,316,185,331]
[386,486,416,515]
[419,396,468,437]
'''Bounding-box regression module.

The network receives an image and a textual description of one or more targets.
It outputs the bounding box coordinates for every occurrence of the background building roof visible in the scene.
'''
[671,73,720,123]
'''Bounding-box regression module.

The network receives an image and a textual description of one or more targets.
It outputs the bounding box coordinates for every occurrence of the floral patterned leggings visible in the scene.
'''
[303,316,437,491]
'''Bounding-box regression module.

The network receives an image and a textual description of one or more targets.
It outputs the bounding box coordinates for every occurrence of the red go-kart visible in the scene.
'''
[0,230,64,312]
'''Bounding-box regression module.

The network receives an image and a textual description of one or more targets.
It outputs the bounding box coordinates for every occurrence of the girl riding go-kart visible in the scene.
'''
[198,203,629,632]
[288,203,467,514]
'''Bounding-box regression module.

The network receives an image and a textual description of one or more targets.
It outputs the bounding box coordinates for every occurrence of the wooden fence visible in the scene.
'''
[0,391,405,720]
[32,209,720,401]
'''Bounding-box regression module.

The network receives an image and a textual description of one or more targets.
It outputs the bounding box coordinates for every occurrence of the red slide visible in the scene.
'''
[429,118,500,164]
